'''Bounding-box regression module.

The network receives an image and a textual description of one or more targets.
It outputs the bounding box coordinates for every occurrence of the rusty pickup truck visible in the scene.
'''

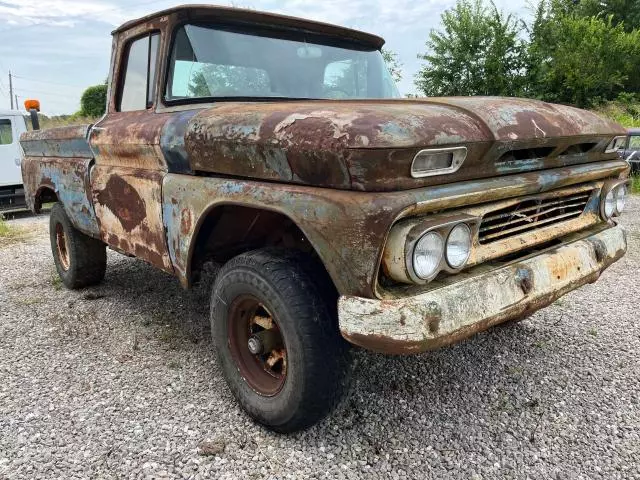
[20,5,630,432]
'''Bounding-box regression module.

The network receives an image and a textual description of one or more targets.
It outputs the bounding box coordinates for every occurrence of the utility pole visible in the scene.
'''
[15,94,18,110]
[9,71,13,110]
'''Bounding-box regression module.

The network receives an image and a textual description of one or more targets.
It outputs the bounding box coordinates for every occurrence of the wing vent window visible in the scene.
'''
[119,32,160,112]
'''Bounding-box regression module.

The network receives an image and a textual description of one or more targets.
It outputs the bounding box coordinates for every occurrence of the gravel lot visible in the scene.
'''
[0,198,639,480]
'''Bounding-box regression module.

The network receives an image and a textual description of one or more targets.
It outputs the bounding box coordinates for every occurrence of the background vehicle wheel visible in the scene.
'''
[49,203,107,289]
[211,248,351,433]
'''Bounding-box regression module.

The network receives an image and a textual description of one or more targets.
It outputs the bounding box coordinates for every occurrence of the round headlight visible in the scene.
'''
[413,232,444,280]
[615,184,627,214]
[446,223,472,269]
[604,190,616,219]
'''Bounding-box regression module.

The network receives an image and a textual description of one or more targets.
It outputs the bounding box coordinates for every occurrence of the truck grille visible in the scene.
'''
[478,190,593,244]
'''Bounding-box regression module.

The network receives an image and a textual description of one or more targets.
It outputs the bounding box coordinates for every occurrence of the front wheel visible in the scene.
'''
[210,249,351,433]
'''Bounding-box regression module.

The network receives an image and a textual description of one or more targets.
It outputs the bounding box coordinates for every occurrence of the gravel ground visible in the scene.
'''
[0,199,639,480]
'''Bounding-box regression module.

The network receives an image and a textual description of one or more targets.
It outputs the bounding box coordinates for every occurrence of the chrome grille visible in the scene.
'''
[478,190,593,244]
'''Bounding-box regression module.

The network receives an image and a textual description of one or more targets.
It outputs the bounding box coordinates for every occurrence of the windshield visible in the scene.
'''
[166,24,400,101]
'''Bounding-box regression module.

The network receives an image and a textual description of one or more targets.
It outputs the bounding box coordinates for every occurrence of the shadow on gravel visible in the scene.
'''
[83,252,560,438]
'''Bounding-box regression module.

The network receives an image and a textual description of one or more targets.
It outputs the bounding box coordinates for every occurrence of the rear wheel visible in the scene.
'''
[211,249,351,433]
[49,203,106,289]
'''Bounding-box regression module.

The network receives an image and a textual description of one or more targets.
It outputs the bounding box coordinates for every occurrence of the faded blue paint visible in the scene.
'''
[160,109,200,174]
[39,160,100,237]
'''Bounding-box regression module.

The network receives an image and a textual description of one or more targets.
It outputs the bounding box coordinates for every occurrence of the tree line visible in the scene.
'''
[415,0,640,108]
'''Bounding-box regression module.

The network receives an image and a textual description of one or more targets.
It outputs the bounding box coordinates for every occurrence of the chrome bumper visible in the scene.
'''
[338,225,627,354]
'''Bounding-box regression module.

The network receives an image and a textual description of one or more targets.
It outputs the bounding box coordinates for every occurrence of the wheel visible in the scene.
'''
[49,202,107,289]
[210,248,351,433]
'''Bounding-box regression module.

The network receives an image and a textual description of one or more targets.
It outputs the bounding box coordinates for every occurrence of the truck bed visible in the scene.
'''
[20,124,94,159]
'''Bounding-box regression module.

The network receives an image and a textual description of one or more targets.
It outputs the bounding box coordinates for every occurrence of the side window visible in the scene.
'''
[629,136,640,149]
[119,32,160,111]
[0,119,13,145]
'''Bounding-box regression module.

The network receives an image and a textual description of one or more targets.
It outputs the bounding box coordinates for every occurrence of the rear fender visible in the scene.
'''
[22,156,100,238]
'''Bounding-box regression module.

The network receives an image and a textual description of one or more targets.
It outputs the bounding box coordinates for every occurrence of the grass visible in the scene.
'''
[0,216,29,247]
[630,175,640,195]
[50,271,63,290]
[593,100,640,128]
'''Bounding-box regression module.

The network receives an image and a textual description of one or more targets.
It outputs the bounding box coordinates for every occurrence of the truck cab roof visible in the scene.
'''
[0,110,25,117]
[113,4,385,49]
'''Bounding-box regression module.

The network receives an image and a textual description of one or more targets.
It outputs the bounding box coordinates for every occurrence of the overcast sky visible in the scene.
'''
[0,0,530,115]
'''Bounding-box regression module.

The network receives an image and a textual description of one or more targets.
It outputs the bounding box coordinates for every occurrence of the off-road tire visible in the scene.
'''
[49,202,107,289]
[211,248,351,433]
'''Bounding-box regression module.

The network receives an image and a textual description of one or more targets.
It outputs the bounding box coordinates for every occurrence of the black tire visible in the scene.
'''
[211,248,351,433]
[49,202,107,289]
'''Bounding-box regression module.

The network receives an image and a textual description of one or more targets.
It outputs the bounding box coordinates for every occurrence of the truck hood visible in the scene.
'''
[182,97,625,191]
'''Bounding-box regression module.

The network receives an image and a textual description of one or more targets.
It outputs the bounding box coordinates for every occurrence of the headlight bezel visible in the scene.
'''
[600,179,630,220]
[403,216,480,284]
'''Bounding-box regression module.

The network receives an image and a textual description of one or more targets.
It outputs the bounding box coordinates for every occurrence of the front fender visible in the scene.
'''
[162,174,394,297]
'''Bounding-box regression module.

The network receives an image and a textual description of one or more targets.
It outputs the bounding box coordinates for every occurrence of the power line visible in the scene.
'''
[14,87,78,99]
[11,74,89,89]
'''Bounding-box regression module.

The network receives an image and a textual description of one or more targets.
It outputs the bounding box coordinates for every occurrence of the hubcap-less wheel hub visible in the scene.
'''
[55,223,70,271]
[228,296,287,397]
[247,336,263,355]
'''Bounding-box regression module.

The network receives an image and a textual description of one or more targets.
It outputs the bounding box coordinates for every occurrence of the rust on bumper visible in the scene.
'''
[339,225,627,354]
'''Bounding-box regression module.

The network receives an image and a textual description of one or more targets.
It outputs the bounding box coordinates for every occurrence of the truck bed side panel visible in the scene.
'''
[20,125,100,237]
[20,125,95,159]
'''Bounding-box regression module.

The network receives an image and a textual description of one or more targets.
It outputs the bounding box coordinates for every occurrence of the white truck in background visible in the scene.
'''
[0,103,40,212]
[0,109,28,211]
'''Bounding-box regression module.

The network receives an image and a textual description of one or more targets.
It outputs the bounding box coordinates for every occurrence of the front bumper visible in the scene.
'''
[338,225,627,354]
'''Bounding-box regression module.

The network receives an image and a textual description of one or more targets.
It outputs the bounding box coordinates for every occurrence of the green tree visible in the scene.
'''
[188,65,270,97]
[382,49,403,83]
[415,0,526,97]
[527,1,640,106]
[79,83,107,117]
[553,0,640,31]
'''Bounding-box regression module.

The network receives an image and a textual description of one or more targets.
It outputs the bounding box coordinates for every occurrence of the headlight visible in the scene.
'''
[445,223,472,269]
[603,190,616,219]
[413,231,444,280]
[615,184,627,214]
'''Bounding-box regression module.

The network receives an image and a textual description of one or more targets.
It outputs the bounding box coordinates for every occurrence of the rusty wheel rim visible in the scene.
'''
[55,223,70,271]
[227,295,287,397]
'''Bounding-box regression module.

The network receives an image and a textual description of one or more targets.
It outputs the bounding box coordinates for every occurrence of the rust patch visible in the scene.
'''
[96,176,146,232]
[180,208,192,235]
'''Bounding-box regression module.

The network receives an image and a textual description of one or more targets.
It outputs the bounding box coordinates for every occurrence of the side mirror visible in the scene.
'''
[24,99,40,131]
